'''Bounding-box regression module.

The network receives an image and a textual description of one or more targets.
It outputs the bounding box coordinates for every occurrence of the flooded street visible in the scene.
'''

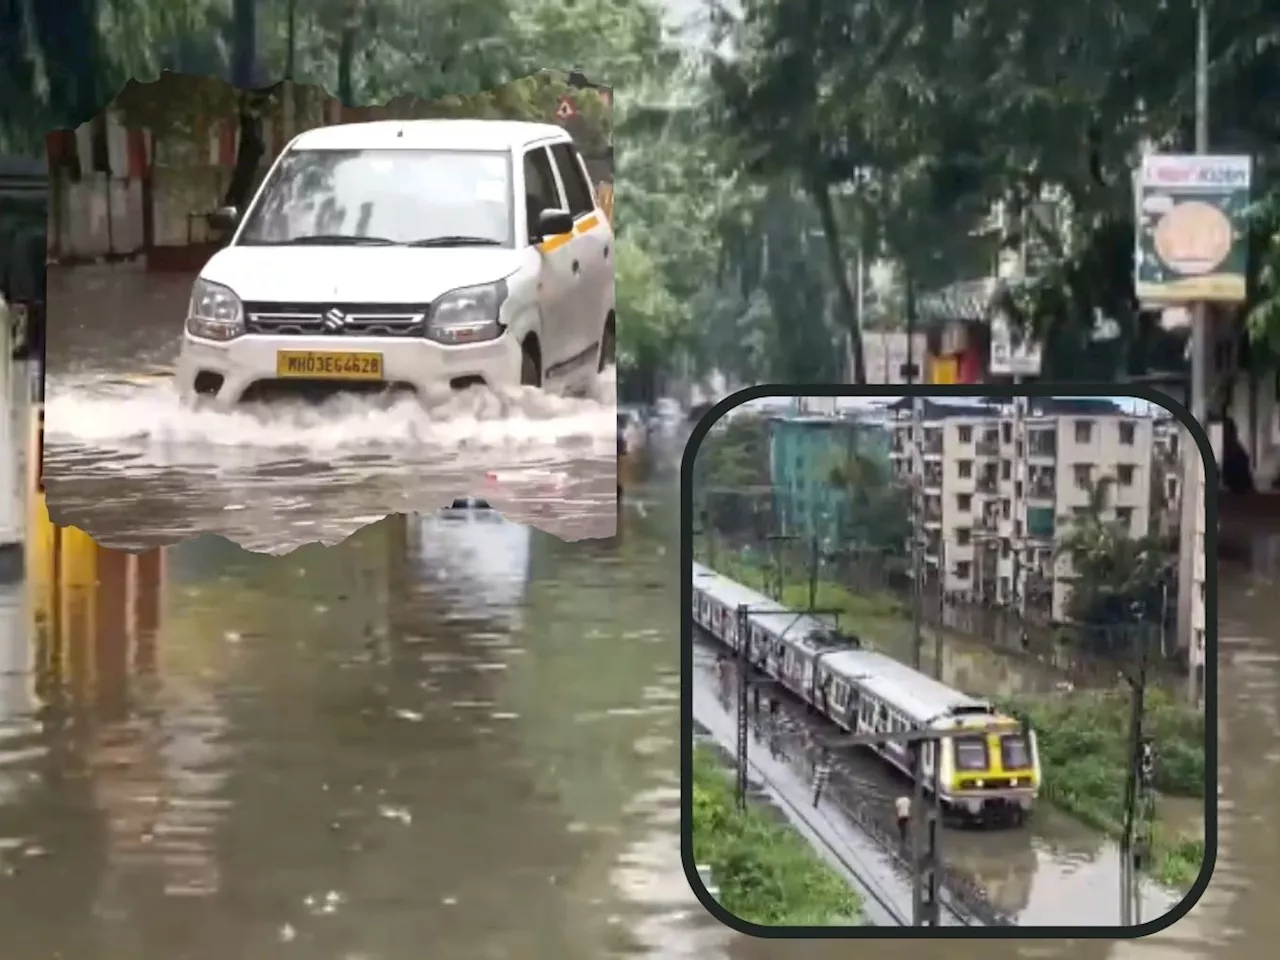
[42,265,617,551]
[0,489,728,959]
[3,458,1279,955]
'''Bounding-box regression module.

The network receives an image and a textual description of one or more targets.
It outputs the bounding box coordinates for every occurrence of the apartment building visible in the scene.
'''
[888,398,1157,622]
[769,414,891,541]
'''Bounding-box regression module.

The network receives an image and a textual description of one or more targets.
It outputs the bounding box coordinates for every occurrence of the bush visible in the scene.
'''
[1000,689,1206,890]
[691,746,863,926]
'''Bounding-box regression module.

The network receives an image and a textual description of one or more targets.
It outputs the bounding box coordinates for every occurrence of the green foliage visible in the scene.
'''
[1055,477,1173,641]
[691,745,863,926]
[693,415,772,534]
[826,448,912,557]
[1000,688,1205,890]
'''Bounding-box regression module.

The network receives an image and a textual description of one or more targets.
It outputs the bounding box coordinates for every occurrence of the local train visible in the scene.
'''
[691,562,1041,822]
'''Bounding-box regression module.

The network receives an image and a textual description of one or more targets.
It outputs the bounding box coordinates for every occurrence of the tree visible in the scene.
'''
[1056,477,1172,656]
[826,446,910,558]
[693,414,772,538]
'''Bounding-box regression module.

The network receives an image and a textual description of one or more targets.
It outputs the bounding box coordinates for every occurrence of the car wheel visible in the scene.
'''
[597,315,616,372]
[520,342,542,387]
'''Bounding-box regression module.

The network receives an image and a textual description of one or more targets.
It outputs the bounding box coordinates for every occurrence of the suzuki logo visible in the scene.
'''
[323,308,347,331]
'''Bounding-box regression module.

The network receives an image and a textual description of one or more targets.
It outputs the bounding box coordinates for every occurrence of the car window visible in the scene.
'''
[549,142,594,219]
[236,148,514,246]
[523,148,563,239]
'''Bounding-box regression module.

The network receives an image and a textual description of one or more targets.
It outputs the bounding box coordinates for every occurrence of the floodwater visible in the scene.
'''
[42,264,617,552]
[690,638,1180,927]
[1,466,1277,957]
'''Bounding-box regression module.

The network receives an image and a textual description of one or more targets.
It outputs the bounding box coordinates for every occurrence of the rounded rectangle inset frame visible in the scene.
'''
[679,382,1217,938]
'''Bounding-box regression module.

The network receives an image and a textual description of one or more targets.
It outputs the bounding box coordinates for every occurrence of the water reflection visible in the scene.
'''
[0,492,719,959]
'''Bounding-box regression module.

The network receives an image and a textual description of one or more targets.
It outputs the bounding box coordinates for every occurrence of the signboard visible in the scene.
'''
[1135,154,1252,303]
[988,312,1042,377]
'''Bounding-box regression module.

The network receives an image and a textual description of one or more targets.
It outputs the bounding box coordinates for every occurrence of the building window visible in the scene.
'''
[955,561,972,580]
[1001,459,1012,480]
[956,527,972,546]
[1002,422,1012,443]
[1074,420,1094,443]
[958,459,973,479]
[957,493,972,512]
[1119,421,1135,445]
[1116,506,1134,531]
[1073,464,1093,488]
[1000,498,1011,519]
[1118,464,1135,486]
[958,425,973,443]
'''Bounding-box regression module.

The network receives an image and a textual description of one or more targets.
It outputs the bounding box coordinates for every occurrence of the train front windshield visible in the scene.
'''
[1000,733,1034,770]
[953,736,989,771]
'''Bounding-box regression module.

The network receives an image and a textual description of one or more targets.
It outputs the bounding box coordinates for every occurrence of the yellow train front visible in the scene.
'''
[937,713,1042,824]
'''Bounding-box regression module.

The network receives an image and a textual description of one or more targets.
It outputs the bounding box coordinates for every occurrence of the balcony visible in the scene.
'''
[1027,474,1055,501]
[976,435,1000,457]
[922,430,944,456]
[976,473,999,494]
[1028,429,1057,458]
[923,468,944,491]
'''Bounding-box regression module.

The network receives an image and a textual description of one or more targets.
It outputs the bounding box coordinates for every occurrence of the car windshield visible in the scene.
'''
[236,148,514,248]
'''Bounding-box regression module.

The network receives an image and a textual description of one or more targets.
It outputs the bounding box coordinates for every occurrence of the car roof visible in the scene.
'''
[289,119,572,153]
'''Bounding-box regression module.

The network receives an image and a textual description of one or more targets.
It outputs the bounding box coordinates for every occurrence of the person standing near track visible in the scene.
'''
[895,794,911,846]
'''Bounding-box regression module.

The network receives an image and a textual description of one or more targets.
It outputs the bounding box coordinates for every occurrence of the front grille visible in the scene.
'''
[243,301,429,337]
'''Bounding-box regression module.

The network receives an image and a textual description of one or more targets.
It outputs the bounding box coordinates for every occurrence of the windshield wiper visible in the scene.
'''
[404,236,503,247]
[269,234,398,246]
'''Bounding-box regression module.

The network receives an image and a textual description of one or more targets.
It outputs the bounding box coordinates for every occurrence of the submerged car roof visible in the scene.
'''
[289,119,572,153]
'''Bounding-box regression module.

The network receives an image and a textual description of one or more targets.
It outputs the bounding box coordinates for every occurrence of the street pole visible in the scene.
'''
[809,533,819,610]
[1179,0,1210,706]
[0,304,22,584]
[735,603,751,810]
[934,539,945,678]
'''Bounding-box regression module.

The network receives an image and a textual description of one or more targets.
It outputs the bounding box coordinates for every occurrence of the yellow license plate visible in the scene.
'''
[275,351,384,380]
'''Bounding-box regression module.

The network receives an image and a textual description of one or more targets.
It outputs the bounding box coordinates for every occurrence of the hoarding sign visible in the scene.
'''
[1135,154,1251,304]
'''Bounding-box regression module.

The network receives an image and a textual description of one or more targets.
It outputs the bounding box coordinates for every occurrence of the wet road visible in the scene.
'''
[43,264,617,552]
[1,490,726,960]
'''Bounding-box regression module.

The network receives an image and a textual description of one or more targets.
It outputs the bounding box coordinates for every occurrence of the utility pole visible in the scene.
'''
[910,397,925,670]
[1179,0,1210,706]
[1119,617,1155,925]
[934,540,945,678]
[730,602,843,811]
[808,533,820,609]
[0,300,22,584]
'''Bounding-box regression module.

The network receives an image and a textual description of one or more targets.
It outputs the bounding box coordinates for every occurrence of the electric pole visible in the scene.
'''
[1179,0,1210,706]
[910,397,925,669]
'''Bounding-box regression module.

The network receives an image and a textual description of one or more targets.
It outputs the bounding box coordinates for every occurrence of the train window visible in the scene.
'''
[1000,734,1032,770]
[953,735,989,771]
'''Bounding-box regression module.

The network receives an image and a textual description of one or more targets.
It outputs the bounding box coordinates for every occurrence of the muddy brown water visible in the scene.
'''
[0,478,1271,956]
[42,263,617,551]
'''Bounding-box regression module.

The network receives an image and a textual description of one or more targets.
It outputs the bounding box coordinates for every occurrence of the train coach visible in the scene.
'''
[691,562,1041,823]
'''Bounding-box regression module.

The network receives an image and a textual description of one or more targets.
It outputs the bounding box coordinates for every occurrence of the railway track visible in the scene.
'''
[693,647,1016,927]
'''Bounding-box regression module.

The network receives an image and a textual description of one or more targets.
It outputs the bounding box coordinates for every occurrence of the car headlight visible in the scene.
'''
[426,279,508,345]
[186,278,244,341]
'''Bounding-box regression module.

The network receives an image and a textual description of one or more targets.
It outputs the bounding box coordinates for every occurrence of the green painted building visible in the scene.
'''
[768,415,891,543]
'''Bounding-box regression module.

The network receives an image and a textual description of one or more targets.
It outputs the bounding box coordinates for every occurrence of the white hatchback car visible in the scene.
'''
[176,119,615,406]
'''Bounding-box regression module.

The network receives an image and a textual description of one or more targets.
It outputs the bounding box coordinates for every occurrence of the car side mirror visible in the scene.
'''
[534,208,573,242]
[207,205,239,232]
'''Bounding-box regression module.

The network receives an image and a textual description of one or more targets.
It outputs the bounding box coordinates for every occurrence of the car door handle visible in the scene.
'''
[572,260,580,274]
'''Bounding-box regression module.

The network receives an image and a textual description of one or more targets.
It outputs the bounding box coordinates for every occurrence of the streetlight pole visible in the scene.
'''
[1179,0,1210,705]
